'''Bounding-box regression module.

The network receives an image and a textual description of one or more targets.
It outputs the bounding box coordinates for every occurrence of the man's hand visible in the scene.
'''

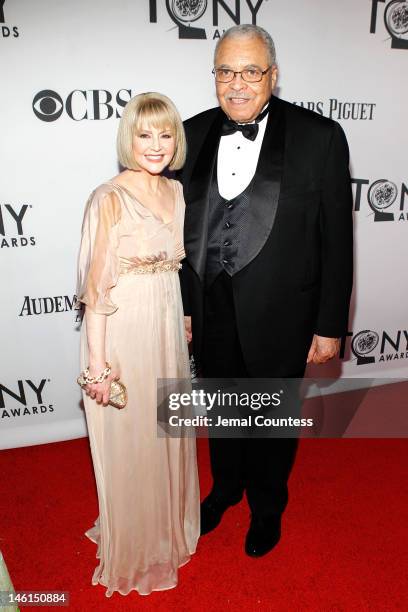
[184,316,192,344]
[307,335,340,364]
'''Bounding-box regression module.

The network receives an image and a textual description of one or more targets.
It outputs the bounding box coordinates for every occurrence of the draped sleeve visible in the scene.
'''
[75,188,121,315]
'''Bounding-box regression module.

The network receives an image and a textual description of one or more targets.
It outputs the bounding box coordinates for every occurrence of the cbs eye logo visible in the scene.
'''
[32,90,63,122]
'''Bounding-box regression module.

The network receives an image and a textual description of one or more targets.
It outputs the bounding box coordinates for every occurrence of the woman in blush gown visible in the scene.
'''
[75,93,200,597]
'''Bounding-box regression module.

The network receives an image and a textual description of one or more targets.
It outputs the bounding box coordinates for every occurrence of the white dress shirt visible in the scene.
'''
[217,112,269,200]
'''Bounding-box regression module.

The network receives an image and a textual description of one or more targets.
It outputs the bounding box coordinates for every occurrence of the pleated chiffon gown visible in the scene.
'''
[76,178,200,597]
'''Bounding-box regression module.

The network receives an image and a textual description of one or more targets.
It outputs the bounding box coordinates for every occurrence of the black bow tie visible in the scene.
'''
[221,120,259,140]
[221,104,269,141]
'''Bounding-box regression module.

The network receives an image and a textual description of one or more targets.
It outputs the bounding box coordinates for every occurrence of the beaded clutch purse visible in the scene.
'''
[108,379,127,409]
[77,368,127,410]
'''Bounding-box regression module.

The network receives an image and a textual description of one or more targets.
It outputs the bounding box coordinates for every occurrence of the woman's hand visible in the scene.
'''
[84,365,120,407]
[184,316,192,344]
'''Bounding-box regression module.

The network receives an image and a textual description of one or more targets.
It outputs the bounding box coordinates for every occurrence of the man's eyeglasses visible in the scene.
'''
[212,67,271,83]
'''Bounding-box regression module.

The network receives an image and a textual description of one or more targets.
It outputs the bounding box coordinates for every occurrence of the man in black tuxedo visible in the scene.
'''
[178,24,353,557]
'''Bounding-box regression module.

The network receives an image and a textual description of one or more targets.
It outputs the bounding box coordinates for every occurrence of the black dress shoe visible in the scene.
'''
[245,514,281,557]
[200,493,242,536]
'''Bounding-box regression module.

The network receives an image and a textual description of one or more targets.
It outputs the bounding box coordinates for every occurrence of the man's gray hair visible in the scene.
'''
[214,24,276,65]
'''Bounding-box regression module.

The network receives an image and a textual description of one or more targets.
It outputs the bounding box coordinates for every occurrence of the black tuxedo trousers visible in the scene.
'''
[202,271,298,518]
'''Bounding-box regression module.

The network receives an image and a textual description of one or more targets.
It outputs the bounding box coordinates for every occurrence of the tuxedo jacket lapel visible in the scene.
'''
[184,109,224,281]
[235,95,285,274]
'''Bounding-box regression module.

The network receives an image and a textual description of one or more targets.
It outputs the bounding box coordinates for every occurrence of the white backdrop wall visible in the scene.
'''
[1,0,407,448]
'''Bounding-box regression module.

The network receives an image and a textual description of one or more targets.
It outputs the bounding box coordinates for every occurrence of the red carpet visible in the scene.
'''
[1,437,407,611]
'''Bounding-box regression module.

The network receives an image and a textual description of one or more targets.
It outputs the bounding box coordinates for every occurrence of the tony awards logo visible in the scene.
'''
[351,330,379,365]
[342,329,408,365]
[149,0,265,40]
[0,203,36,248]
[165,0,208,39]
[0,0,20,38]
[367,179,398,221]
[0,379,54,418]
[172,0,207,21]
[370,0,408,49]
[352,177,408,222]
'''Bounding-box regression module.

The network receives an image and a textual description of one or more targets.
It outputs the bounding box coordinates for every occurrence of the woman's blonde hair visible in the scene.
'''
[117,92,186,171]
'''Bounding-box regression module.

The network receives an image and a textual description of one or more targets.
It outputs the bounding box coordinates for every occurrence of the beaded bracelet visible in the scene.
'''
[79,362,111,385]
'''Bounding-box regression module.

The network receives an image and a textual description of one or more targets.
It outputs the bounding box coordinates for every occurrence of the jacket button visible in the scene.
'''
[224,221,231,229]
[222,259,229,265]
[224,240,231,246]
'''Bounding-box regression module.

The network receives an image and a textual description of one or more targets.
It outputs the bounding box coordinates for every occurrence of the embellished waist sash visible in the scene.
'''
[119,257,182,275]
